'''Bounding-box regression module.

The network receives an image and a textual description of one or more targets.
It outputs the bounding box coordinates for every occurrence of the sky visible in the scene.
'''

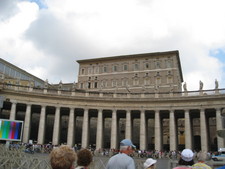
[0,0,225,91]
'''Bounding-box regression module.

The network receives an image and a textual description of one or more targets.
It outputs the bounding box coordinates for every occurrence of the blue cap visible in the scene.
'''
[120,139,136,148]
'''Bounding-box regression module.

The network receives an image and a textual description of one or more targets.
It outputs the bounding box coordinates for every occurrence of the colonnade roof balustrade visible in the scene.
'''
[1,83,225,110]
[1,82,225,99]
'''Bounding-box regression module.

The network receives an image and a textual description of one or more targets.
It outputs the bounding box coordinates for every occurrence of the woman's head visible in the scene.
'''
[77,149,93,167]
[50,145,77,169]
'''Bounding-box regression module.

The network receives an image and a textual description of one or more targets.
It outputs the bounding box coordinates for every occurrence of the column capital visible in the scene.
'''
[10,100,17,104]
[69,107,75,110]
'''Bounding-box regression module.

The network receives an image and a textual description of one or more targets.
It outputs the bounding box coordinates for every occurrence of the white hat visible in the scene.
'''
[181,149,194,162]
[143,158,157,169]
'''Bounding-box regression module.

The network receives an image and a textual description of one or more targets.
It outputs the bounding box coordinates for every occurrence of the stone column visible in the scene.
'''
[52,106,61,145]
[125,110,132,139]
[81,108,89,148]
[185,109,192,149]
[67,107,75,147]
[169,110,177,151]
[155,110,162,151]
[140,109,146,150]
[216,108,225,148]
[200,108,208,152]
[96,109,103,150]
[23,104,32,143]
[110,109,117,149]
[38,105,46,144]
[9,101,17,120]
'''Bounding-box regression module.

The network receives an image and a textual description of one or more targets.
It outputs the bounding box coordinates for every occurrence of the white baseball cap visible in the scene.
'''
[143,158,157,169]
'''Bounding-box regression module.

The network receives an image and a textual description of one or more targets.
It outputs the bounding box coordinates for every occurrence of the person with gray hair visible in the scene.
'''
[106,139,136,169]
[192,151,212,169]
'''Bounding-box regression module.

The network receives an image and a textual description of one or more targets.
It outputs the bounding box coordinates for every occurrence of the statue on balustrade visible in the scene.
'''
[58,80,63,90]
[215,79,219,89]
[199,80,203,90]
[44,79,48,89]
[72,81,76,91]
[183,82,187,91]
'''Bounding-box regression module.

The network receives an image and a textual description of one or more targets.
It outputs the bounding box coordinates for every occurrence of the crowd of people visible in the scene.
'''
[4,139,225,169]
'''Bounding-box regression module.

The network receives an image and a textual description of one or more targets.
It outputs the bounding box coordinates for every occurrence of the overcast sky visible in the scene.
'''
[0,0,225,91]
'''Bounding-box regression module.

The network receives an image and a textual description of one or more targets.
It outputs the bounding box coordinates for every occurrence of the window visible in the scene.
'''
[81,69,85,75]
[112,80,117,87]
[103,66,107,73]
[134,63,139,70]
[155,60,161,69]
[167,77,173,84]
[95,67,99,74]
[0,63,4,72]
[10,69,15,78]
[145,63,149,69]
[5,66,10,75]
[94,82,98,88]
[88,82,91,89]
[133,78,139,86]
[144,78,150,85]
[80,83,83,89]
[156,77,161,85]
[113,65,117,72]
[122,79,128,86]
[88,68,92,74]
[124,65,128,71]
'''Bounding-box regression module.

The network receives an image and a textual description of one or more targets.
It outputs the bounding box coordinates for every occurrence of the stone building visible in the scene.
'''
[0,50,224,152]
[77,50,183,93]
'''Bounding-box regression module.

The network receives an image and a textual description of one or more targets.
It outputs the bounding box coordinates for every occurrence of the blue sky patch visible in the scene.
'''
[210,48,225,64]
[20,0,48,9]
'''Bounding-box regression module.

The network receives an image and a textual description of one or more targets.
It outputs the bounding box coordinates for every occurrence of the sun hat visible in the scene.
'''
[181,149,194,162]
[120,139,136,148]
[143,158,157,169]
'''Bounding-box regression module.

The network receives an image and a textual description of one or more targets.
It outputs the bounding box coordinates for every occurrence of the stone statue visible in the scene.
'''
[58,80,63,90]
[199,80,203,90]
[44,79,48,89]
[72,81,76,91]
[183,82,187,91]
[215,79,219,89]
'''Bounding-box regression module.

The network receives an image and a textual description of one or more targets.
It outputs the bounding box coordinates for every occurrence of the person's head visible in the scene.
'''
[197,151,208,162]
[50,145,77,169]
[178,149,194,166]
[120,139,136,155]
[77,149,93,167]
[143,158,157,169]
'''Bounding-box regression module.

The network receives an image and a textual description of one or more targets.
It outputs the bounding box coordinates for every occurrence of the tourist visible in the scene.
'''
[106,139,136,169]
[50,145,77,169]
[76,149,93,169]
[143,158,157,169]
[173,149,194,169]
[192,151,212,169]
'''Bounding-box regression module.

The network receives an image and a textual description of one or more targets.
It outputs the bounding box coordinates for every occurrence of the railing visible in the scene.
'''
[1,83,225,99]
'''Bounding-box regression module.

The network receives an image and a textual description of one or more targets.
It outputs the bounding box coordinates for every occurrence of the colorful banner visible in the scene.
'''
[0,119,23,141]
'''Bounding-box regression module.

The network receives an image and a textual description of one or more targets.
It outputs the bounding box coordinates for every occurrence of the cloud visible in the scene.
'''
[0,0,19,20]
[0,0,225,90]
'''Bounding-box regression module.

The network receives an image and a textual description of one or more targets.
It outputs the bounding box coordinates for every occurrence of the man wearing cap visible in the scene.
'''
[106,139,136,169]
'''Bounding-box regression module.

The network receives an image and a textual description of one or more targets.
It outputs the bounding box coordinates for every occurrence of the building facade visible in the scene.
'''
[77,51,183,93]
[0,51,224,152]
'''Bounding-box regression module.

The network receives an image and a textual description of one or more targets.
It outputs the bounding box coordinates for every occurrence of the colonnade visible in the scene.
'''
[5,101,225,151]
